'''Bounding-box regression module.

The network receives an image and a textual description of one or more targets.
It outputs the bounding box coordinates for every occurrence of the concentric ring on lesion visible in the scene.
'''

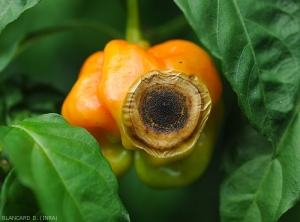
[122,70,212,159]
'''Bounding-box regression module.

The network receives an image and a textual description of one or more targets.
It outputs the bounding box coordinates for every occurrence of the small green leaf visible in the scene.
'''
[0,169,40,219]
[0,0,41,35]
[0,114,129,222]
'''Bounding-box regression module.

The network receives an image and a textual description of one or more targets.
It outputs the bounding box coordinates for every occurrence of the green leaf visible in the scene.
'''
[174,1,300,220]
[174,0,300,145]
[0,0,41,35]
[0,169,40,219]
[220,100,300,222]
[0,114,129,222]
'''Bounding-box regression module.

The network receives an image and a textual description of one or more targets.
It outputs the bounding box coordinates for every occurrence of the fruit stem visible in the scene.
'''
[126,0,149,49]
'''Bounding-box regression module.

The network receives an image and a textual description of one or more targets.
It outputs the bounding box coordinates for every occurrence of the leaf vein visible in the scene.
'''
[232,0,274,143]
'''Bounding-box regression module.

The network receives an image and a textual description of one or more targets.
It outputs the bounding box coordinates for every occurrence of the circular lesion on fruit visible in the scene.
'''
[122,70,211,159]
[140,85,188,133]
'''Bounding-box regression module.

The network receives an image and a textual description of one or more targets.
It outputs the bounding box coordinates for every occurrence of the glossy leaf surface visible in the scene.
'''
[175,0,300,144]
[0,114,129,222]
[174,0,300,221]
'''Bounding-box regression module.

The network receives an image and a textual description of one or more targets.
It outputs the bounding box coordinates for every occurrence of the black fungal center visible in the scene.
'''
[140,85,188,133]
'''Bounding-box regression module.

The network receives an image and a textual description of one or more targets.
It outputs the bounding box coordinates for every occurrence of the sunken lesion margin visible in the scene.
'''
[122,70,212,159]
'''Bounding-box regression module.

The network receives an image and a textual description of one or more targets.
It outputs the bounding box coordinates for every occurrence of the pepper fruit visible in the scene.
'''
[134,100,223,188]
[61,39,222,187]
[61,51,133,178]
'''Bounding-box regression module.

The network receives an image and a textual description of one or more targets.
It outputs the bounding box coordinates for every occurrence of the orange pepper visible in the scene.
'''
[62,39,222,186]
[61,51,133,178]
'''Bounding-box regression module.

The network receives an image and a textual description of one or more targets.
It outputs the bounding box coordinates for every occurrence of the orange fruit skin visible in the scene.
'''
[61,39,222,179]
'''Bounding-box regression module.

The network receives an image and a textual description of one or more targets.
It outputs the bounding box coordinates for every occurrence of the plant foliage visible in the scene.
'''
[0,0,300,221]
[175,0,300,221]
[0,114,129,221]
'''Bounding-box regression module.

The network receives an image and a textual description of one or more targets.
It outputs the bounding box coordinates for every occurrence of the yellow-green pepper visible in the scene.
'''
[134,101,223,188]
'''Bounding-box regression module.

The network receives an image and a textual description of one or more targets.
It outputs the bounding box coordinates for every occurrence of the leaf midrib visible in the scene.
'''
[229,0,274,145]
[15,123,123,220]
